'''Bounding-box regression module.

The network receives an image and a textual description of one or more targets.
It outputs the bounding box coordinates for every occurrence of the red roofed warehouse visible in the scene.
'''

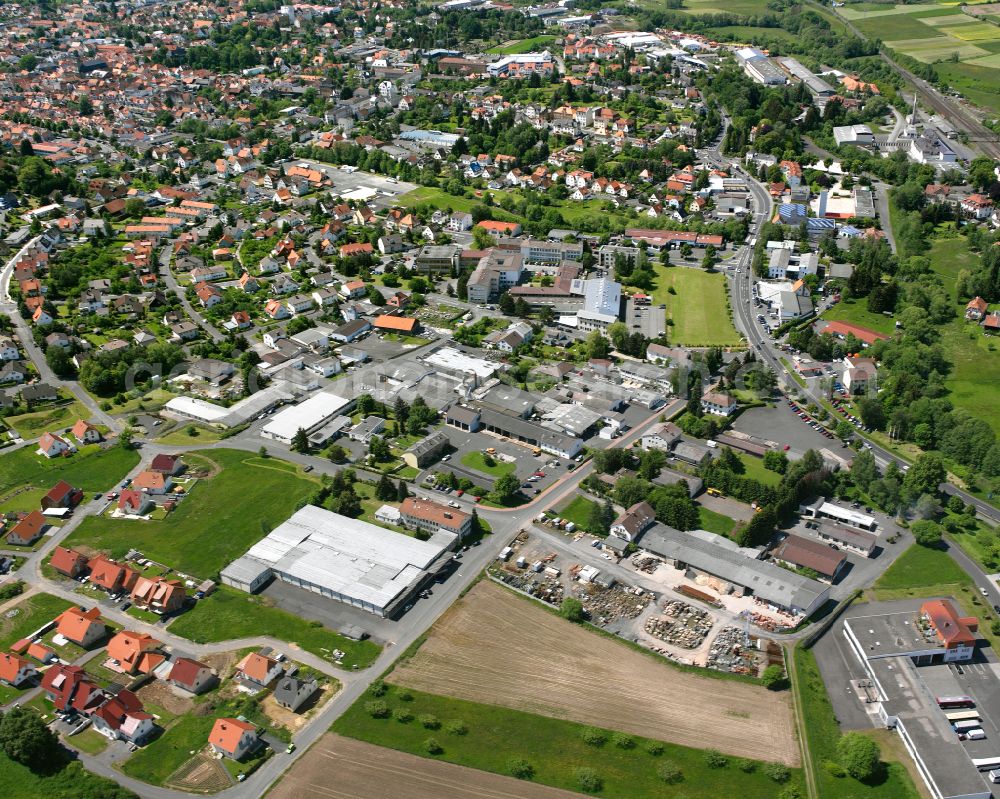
[372,314,420,334]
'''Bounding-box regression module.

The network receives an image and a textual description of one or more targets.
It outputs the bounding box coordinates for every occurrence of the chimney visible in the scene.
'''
[817,190,828,219]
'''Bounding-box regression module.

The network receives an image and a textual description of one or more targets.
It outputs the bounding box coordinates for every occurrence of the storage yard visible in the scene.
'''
[388,581,800,765]
[269,734,586,799]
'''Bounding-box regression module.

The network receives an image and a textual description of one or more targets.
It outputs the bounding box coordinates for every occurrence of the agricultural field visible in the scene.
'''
[5,401,91,438]
[653,266,742,347]
[388,581,799,765]
[271,734,587,799]
[832,2,1000,112]
[61,449,317,578]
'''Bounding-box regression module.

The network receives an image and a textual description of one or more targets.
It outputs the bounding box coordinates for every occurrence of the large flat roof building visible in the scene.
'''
[260,392,353,444]
[221,505,457,617]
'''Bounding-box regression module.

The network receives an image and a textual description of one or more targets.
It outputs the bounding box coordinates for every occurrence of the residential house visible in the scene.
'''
[91,689,155,744]
[37,431,75,459]
[130,577,186,614]
[49,546,89,578]
[133,470,173,495]
[7,511,48,546]
[373,315,419,335]
[105,631,165,675]
[167,657,216,695]
[150,454,184,475]
[273,675,319,713]
[0,652,38,687]
[118,490,153,516]
[209,718,260,760]
[71,419,102,444]
[264,299,290,320]
[88,556,139,595]
[234,651,283,692]
[701,390,737,417]
[610,501,656,542]
[966,296,988,322]
[340,279,367,299]
[55,606,106,648]
[641,422,682,452]
[40,664,104,712]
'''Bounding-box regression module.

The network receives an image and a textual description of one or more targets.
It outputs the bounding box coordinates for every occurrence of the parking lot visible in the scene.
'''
[294,159,417,211]
[626,297,665,340]
[732,403,841,459]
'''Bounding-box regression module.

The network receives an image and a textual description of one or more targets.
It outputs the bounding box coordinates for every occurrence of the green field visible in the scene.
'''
[737,451,783,487]
[333,684,802,799]
[555,495,603,534]
[698,505,737,536]
[487,35,557,54]
[654,267,742,347]
[0,444,139,496]
[460,451,515,478]
[794,647,920,799]
[167,585,381,668]
[0,753,136,799]
[62,449,317,578]
[872,542,971,596]
[5,402,90,438]
[0,593,73,650]
[820,300,897,336]
[120,714,216,785]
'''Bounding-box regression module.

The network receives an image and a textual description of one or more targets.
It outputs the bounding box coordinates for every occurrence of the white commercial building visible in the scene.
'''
[220,505,457,617]
[576,278,622,331]
[260,392,353,444]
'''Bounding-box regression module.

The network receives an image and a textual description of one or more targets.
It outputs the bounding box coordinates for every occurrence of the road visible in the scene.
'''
[0,238,119,432]
[158,247,225,343]
[4,398,672,799]
[702,142,1000,525]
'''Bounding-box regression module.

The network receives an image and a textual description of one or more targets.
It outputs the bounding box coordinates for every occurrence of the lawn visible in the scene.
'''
[168,585,381,668]
[653,266,742,347]
[5,401,90,438]
[0,593,73,650]
[0,751,137,799]
[555,495,603,534]
[793,647,920,799]
[698,505,736,536]
[120,714,215,786]
[737,452,783,487]
[68,728,111,755]
[155,425,224,445]
[460,451,515,478]
[871,542,971,596]
[820,300,897,336]
[0,444,140,496]
[61,449,317,578]
[333,684,802,799]
[487,34,557,54]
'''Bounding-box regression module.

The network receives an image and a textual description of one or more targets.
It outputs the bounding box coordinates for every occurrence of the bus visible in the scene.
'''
[945,710,982,723]
[971,757,1000,772]
[954,720,982,733]
[937,696,975,710]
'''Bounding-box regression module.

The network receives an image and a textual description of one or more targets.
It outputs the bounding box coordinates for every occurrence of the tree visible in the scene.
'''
[850,449,878,491]
[836,732,881,781]
[327,444,348,463]
[375,473,396,501]
[396,480,410,502]
[587,500,611,535]
[903,453,946,499]
[117,427,134,450]
[0,707,59,769]
[585,330,611,360]
[498,292,515,315]
[491,472,521,504]
[763,450,788,474]
[761,665,786,690]
[911,519,944,548]
[369,435,391,462]
[559,596,585,622]
[45,345,74,377]
[291,427,310,454]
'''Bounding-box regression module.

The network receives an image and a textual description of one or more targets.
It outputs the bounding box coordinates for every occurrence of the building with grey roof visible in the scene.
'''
[640,525,829,616]
[402,429,450,468]
[220,505,457,617]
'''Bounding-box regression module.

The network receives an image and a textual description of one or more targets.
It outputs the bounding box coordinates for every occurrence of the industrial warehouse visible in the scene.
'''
[220,505,457,617]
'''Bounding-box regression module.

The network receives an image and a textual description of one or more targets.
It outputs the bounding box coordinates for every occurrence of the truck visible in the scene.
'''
[954,720,982,733]
[499,546,513,561]
[706,487,722,497]
[964,729,988,741]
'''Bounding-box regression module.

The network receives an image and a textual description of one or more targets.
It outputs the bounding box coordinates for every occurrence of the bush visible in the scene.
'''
[445,719,468,735]
[704,749,728,768]
[645,741,665,756]
[392,709,413,723]
[612,732,635,749]
[507,757,535,779]
[396,690,413,702]
[581,727,607,746]
[574,767,603,793]
[736,758,756,773]
[423,737,442,755]
[765,762,791,783]
[560,596,585,622]
[761,664,786,690]
[824,760,847,778]
[837,732,880,781]
[657,761,684,784]
[368,680,387,697]
[419,714,441,730]
[364,700,389,719]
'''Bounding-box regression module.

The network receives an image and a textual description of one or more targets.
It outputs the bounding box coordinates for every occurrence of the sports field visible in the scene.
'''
[653,266,742,347]
[833,2,1000,111]
[388,581,799,765]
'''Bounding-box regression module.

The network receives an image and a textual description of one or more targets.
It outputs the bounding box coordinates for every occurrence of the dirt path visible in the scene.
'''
[269,734,587,799]
[390,581,800,766]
